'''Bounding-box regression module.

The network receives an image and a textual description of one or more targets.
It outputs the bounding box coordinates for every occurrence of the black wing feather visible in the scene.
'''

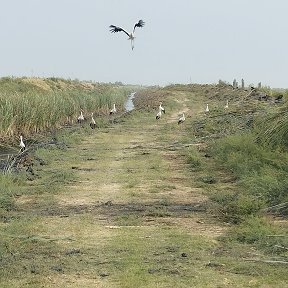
[133,20,145,32]
[109,25,130,37]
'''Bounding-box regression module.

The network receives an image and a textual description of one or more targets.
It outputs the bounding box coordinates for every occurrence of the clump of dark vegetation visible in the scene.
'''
[225,216,288,254]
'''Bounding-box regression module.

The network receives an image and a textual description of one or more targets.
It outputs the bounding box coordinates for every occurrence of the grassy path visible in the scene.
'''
[2,89,286,287]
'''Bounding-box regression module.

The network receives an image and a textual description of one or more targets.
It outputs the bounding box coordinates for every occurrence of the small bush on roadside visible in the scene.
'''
[212,133,273,178]
[226,216,288,255]
[240,168,288,208]
[210,190,265,223]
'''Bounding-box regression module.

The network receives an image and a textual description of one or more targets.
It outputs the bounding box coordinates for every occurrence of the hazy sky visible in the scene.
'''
[1,0,288,87]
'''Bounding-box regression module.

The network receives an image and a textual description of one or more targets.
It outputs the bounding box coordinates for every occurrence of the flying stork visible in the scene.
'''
[19,135,25,152]
[178,113,185,124]
[110,104,117,115]
[109,20,145,50]
[90,112,96,129]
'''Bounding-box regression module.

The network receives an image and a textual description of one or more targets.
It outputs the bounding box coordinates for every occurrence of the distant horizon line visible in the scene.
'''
[0,74,286,90]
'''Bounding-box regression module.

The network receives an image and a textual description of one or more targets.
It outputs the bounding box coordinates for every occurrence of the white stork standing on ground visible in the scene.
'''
[19,135,25,152]
[110,104,117,115]
[90,112,96,129]
[224,100,229,109]
[178,113,185,125]
[156,107,162,120]
[205,104,209,112]
[109,20,145,50]
[77,109,85,124]
[159,102,165,114]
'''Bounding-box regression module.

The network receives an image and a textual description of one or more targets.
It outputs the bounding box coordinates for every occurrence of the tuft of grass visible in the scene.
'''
[209,189,266,223]
[211,131,288,214]
[0,174,25,213]
[256,107,288,148]
[186,146,203,171]
[240,168,288,207]
[224,216,288,256]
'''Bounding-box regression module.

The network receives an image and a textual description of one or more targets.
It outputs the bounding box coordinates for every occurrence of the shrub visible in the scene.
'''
[227,216,288,255]
[210,190,265,223]
[241,168,288,207]
[212,133,268,177]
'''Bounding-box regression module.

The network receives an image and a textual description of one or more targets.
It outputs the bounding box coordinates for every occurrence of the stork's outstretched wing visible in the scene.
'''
[109,25,130,37]
[133,20,145,32]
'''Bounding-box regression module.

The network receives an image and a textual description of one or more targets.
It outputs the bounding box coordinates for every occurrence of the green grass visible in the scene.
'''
[1,82,288,287]
[184,146,203,171]
[0,174,23,213]
[177,84,288,275]
[226,216,287,250]
[210,132,288,219]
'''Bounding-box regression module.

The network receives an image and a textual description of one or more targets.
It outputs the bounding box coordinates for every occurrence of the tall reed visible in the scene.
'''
[0,77,131,140]
[256,109,288,148]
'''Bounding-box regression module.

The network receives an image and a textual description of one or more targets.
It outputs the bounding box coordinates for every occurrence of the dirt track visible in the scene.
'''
[3,85,287,287]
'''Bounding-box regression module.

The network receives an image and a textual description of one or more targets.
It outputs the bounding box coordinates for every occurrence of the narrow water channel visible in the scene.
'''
[124,92,136,112]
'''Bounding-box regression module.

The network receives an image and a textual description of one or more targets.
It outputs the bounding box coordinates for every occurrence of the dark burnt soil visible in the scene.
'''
[17,200,207,220]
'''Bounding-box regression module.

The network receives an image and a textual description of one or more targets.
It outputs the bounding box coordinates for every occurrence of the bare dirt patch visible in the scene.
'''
[167,93,190,123]
[56,183,122,206]
[158,216,227,238]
